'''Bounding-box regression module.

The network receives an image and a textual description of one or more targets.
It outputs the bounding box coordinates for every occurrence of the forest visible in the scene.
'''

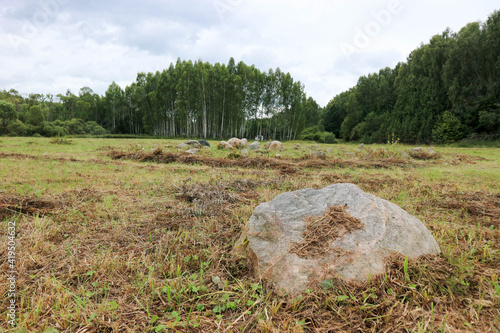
[0,58,321,141]
[324,10,500,144]
[0,10,499,143]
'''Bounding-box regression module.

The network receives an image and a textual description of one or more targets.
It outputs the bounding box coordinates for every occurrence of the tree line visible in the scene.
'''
[0,58,321,140]
[323,10,500,143]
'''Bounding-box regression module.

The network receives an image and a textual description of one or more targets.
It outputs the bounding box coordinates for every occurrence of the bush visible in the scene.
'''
[64,118,86,135]
[84,121,107,135]
[432,111,465,143]
[6,120,29,136]
[38,122,69,137]
[323,132,337,144]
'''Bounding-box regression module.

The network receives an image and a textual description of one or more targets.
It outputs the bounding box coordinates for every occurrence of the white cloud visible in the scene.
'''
[0,0,498,106]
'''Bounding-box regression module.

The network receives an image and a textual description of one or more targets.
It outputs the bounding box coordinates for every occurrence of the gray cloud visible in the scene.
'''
[0,0,498,106]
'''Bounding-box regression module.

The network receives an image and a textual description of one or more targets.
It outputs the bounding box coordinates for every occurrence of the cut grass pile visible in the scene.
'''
[0,137,498,332]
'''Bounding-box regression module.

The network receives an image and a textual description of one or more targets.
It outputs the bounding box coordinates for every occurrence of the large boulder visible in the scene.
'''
[248,141,260,151]
[185,140,202,149]
[268,140,283,151]
[234,183,440,295]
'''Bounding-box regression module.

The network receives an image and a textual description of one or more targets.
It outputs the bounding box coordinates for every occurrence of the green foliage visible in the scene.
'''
[432,111,465,143]
[299,126,337,143]
[27,105,44,126]
[84,121,107,135]
[0,100,17,134]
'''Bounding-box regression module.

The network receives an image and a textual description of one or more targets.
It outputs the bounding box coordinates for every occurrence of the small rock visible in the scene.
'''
[411,147,423,152]
[401,151,409,157]
[241,148,249,155]
[186,149,199,155]
[313,151,326,158]
[265,141,271,149]
[239,138,248,148]
[427,147,434,154]
[294,144,300,150]
[176,143,190,149]
[359,143,365,150]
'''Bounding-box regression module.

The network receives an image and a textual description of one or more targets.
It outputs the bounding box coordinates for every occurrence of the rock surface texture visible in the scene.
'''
[268,140,283,151]
[234,183,440,295]
[248,141,260,151]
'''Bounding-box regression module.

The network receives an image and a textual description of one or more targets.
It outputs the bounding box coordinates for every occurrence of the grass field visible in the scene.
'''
[0,137,499,332]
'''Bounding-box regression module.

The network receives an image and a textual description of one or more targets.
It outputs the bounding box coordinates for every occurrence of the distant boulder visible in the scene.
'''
[176,143,190,149]
[228,137,241,148]
[185,140,202,148]
[248,141,260,151]
[217,141,233,150]
[269,140,283,151]
[186,148,199,155]
[239,138,248,148]
[198,140,210,147]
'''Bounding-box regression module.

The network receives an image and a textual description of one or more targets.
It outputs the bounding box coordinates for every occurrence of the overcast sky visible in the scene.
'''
[0,0,498,106]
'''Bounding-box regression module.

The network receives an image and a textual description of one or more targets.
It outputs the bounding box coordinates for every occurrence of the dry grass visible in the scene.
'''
[292,205,364,259]
[0,137,499,332]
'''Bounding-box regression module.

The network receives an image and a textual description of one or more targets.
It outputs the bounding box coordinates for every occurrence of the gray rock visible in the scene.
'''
[176,143,190,149]
[427,147,434,154]
[241,149,249,155]
[185,140,202,149]
[411,147,423,152]
[359,143,365,150]
[198,140,210,147]
[248,141,260,151]
[186,148,199,155]
[234,183,440,295]
[265,141,271,149]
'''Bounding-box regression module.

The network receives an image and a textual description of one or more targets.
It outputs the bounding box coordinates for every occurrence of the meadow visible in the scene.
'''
[0,137,499,332]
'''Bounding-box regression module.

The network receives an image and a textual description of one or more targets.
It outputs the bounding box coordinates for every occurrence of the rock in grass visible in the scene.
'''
[186,149,199,155]
[234,183,440,295]
[198,140,210,147]
[268,140,283,151]
[176,143,190,149]
[248,141,260,151]
[228,137,241,148]
[239,138,248,148]
[185,140,202,148]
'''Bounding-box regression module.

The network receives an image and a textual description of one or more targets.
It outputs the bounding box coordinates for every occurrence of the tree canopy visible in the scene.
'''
[323,10,500,143]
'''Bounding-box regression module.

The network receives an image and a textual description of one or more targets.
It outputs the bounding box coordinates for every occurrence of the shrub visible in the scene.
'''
[84,121,107,135]
[432,111,465,143]
[323,132,337,144]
